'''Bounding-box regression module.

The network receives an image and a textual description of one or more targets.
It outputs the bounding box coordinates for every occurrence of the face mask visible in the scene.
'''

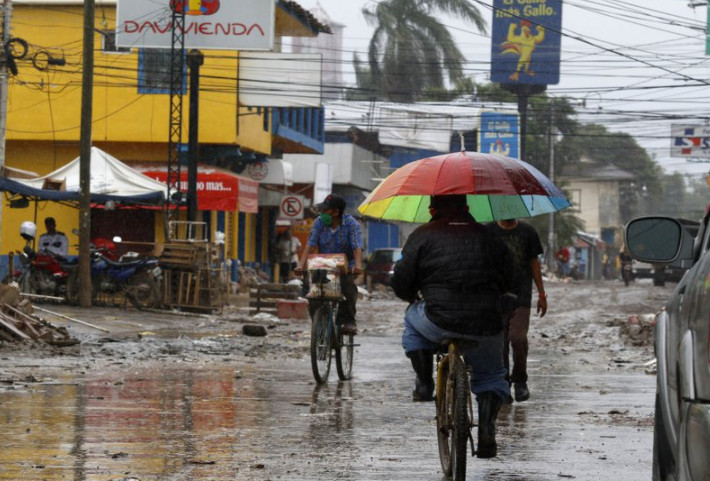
[319,213,333,226]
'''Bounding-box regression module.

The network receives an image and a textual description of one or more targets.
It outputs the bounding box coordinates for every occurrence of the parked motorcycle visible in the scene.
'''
[7,221,77,298]
[65,239,162,309]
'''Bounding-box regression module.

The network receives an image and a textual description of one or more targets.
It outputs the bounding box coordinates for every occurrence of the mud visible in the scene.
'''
[0,277,668,480]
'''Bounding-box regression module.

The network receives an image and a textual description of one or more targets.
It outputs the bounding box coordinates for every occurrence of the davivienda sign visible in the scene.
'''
[116,0,275,51]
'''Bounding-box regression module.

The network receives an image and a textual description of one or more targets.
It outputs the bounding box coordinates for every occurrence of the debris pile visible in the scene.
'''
[0,284,79,347]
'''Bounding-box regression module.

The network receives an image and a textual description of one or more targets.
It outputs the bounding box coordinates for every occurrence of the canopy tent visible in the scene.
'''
[131,163,259,213]
[0,147,166,206]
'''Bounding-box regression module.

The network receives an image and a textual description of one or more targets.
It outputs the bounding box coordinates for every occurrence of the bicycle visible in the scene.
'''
[436,339,477,481]
[304,259,356,384]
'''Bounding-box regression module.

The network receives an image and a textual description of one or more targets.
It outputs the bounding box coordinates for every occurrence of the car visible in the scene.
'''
[364,248,402,289]
[625,215,708,481]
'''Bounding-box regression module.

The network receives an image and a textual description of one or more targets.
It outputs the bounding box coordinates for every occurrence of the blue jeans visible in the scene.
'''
[402,301,509,400]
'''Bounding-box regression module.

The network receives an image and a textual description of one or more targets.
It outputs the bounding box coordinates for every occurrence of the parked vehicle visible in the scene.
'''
[66,238,162,309]
[364,248,402,289]
[6,221,77,298]
[625,215,708,481]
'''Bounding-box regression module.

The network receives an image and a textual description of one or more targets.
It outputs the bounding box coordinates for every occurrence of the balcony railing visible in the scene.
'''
[266,107,325,154]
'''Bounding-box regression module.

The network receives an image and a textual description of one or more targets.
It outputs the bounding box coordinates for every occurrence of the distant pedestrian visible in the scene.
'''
[289,230,302,275]
[555,246,570,279]
[489,219,547,403]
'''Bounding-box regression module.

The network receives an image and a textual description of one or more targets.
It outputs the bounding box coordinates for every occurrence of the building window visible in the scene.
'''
[101,31,131,54]
[138,49,186,94]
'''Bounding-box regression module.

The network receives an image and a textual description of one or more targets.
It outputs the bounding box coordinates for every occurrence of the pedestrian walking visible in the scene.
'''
[488,219,547,403]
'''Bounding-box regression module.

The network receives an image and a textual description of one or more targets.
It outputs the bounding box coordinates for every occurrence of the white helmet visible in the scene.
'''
[20,221,37,241]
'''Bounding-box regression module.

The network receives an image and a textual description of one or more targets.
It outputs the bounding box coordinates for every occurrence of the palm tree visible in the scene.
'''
[361,0,486,102]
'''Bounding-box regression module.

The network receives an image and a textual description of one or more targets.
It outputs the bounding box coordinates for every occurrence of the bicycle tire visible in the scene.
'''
[452,361,469,481]
[335,329,354,380]
[436,356,453,476]
[310,305,332,383]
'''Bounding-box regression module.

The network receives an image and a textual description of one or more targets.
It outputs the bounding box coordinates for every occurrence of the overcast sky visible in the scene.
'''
[295,0,710,177]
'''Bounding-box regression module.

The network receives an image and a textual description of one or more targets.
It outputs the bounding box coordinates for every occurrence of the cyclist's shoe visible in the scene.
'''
[412,378,435,402]
[476,391,502,458]
[514,382,530,402]
[408,349,434,402]
[341,322,358,336]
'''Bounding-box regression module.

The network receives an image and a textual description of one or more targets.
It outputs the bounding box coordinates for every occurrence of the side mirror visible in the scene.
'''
[625,216,695,268]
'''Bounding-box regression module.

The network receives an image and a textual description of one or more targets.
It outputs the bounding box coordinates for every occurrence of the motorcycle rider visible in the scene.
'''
[38,217,69,258]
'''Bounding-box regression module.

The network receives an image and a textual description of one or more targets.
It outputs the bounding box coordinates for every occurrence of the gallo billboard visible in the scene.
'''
[490,0,563,85]
[116,0,275,51]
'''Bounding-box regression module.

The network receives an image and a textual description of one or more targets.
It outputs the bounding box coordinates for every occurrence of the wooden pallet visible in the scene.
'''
[162,267,225,313]
[158,243,208,270]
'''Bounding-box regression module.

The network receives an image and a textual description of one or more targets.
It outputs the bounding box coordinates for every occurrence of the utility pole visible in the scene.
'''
[187,49,203,224]
[78,0,95,307]
[0,0,11,265]
[0,0,11,169]
[547,103,556,272]
[166,2,186,239]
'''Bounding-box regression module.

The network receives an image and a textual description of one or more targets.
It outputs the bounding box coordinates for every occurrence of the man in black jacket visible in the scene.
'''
[391,194,515,459]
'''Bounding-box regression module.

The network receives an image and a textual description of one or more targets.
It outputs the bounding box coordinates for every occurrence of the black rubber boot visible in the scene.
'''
[406,350,434,402]
[476,391,503,458]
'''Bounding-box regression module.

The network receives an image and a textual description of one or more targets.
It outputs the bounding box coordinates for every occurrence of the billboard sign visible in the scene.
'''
[671,124,710,159]
[490,0,563,85]
[116,0,275,50]
[478,111,520,159]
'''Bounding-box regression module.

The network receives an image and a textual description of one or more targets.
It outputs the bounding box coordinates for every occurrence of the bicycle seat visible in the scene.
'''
[440,338,479,350]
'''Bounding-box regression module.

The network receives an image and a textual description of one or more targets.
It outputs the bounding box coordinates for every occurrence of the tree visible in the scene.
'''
[361,0,486,102]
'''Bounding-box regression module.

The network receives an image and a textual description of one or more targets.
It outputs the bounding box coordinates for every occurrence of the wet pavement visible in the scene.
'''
[0,280,659,480]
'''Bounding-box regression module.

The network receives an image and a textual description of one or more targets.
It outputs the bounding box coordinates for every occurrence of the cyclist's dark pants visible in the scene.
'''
[337,273,358,325]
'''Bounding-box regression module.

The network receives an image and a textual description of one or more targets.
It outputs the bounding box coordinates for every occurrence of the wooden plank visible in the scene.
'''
[0,314,30,340]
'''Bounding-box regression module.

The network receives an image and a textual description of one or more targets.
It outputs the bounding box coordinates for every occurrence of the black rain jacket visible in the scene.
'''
[391,212,515,336]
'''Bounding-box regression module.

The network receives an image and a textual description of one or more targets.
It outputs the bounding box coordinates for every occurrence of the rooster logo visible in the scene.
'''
[489,139,510,156]
[170,0,220,16]
[501,20,545,82]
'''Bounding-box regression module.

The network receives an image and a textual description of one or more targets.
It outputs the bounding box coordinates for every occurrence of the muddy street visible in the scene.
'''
[0,278,667,480]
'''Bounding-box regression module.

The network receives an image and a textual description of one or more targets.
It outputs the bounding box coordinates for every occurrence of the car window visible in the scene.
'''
[371,249,402,263]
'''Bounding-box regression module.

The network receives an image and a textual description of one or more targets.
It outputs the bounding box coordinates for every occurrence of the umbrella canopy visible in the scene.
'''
[358,151,571,223]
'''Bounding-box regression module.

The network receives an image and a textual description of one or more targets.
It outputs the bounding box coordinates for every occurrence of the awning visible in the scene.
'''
[131,163,259,213]
[243,158,293,185]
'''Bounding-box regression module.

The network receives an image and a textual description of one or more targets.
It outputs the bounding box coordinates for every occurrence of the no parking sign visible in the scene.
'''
[279,195,304,220]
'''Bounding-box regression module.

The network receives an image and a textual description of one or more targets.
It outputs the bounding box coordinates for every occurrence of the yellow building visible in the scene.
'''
[1,0,328,280]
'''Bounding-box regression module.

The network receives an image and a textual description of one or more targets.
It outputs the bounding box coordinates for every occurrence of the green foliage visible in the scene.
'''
[360,0,486,102]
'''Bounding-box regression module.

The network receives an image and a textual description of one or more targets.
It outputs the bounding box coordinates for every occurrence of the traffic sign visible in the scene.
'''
[279,195,304,220]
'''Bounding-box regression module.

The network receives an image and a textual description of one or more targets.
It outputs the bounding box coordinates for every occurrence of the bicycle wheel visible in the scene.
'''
[310,305,332,383]
[452,362,469,481]
[436,357,453,476]
[335,327,354,380]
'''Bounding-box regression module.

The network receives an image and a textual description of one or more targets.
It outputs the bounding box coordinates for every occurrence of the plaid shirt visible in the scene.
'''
[307,214,363,268]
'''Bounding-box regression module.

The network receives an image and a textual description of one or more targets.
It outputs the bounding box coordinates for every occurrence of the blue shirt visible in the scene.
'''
[307,214,363,268]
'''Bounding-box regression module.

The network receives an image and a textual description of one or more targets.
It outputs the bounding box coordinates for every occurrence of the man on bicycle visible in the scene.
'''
[391,194,515,458]
[296,194,363,335]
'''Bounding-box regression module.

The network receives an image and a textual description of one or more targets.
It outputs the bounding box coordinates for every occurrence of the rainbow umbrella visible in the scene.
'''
[358,151,571,223]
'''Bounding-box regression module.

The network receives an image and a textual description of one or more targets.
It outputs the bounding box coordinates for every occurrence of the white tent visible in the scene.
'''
[21,147,166,198]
